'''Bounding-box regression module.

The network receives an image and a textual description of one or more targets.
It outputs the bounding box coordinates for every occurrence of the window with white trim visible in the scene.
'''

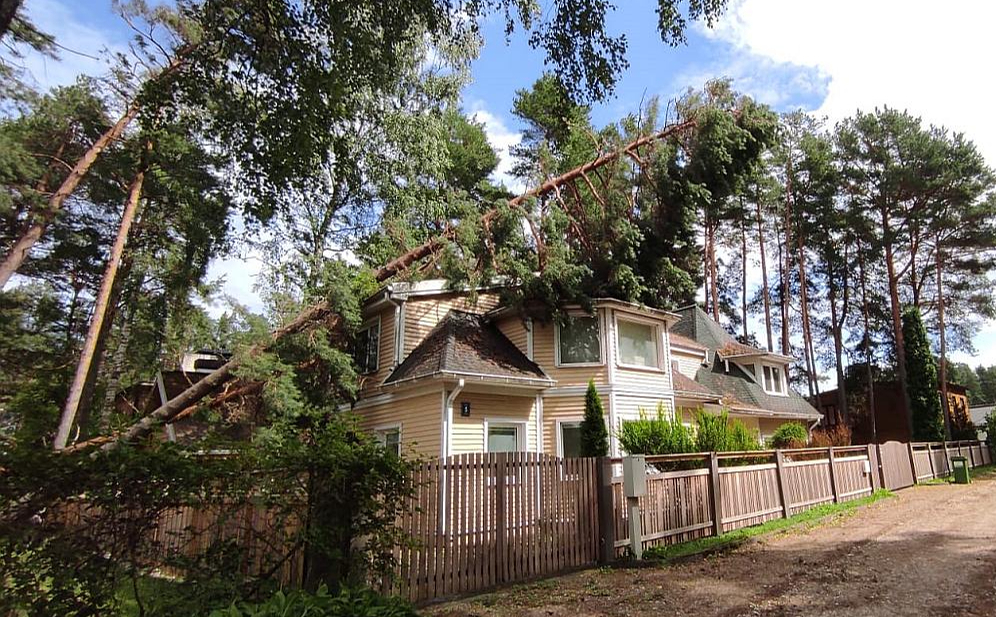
[557,315,601,365]
[762,364,785,395]
[558,420,583,458]
[355,321,380,374]
[486,422,524,452]
[617,319,660,368]
[375,426,401,456]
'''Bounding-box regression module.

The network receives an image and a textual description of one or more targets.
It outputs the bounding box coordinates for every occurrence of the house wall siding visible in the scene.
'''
[540,395,587,457]
[449,391,536,454]
[495,315,530,357]
[402,292,500,357]
[356,389,443,458]
[357,306,397,398]
[672,349,705,380]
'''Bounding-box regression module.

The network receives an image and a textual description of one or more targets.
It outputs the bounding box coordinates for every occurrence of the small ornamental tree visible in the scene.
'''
[580,379,609,457]
[770,422,809,449]
[902,306,945,441]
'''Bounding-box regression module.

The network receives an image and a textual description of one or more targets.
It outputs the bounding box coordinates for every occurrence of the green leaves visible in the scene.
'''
[580,379,609,457]
[902,306,945,441]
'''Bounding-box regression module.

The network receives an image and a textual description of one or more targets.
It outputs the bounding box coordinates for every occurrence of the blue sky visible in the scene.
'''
[16,0,996,371]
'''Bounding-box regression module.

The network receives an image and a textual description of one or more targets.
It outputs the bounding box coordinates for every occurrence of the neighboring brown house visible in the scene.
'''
[817,382,972,444]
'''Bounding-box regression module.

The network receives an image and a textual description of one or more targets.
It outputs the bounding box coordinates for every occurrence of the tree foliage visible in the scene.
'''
[902,306,945,441]
[580,379,608,457]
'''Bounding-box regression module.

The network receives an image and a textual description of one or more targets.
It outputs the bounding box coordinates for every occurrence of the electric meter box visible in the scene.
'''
[622,455,647,497]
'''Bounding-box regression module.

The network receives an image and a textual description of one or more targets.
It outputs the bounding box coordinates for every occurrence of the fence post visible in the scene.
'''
[775,450,791,518]
[827,447,839,503]
[907,442,919,485]
[495,452,507,582]
[943,440,952,476]
[926,443,936,479]
[709,452,723,537]
[865,444,877,491]
[596,457,616,564]
[875,443,887,489]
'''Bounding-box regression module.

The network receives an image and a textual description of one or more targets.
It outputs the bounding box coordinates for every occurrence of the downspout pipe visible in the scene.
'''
[443,378,465,459]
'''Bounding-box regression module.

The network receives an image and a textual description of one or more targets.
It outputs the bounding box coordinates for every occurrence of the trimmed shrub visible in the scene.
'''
[694,410,761,453]
[986,411,996,454]
[617,403,695,456]
[580,379,609,457]
[770,422,809,449]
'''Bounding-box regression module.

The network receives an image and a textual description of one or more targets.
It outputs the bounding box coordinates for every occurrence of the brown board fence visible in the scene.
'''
[386,452,600,604]
[63,440,989,605]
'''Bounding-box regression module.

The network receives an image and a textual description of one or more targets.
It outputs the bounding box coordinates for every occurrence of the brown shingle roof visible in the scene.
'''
[384,311,553,386]
[672,371,717,398]
[670,333,709,351]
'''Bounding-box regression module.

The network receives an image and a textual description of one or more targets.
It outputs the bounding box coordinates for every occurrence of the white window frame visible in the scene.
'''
[554,311,604,368]
[760,363,788,396]
[555,417,585,458]
[614,313,665,372]
[373,423,402,455]
[483,418,528,453]
[356,316,381,375]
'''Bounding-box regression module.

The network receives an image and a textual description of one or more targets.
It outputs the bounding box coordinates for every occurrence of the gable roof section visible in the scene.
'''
[673,305,820,420]
[383,310,553,387]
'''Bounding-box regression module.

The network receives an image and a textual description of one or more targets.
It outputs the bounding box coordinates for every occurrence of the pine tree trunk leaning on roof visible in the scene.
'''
[54,162,148,450]
[75,115,705,453]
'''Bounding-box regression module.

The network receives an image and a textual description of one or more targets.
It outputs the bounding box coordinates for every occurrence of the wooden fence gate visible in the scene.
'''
[388,452,600,603]
[877,441,916,490]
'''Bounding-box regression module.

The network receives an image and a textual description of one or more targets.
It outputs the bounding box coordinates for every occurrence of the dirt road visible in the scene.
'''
[426,472,996,617]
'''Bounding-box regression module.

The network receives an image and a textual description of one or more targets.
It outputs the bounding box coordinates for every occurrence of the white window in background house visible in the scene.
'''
[486,422,525,452]
[355,320,380,374]
[375,425,401,456]
[617,319,660,368]
[557,315,602,365]
[762,364,785,395]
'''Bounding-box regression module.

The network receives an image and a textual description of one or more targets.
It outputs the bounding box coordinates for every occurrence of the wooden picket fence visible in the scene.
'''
[386,452,600,604]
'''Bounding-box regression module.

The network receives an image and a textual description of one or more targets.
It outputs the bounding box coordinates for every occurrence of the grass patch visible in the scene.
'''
[644,489,893,562]
[920,463,996,485]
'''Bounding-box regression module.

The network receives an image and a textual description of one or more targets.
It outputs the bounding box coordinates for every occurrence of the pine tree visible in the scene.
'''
[902,306,944,441]
[580,379,609,457]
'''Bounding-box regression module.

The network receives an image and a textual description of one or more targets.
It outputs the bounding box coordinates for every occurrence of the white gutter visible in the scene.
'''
[442,378,465,458]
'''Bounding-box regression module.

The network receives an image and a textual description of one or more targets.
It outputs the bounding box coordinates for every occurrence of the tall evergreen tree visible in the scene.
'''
[580,379,609,457]
[902,306,945,441]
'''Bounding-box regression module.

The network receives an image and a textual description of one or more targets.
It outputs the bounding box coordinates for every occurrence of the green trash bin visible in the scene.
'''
[951,456,971,484]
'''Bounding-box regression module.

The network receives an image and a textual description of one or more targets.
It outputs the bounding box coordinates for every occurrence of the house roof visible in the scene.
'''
[672,371,716,399]
[672,305,821,420]
[383,310,554,387]
[669,332,709,352]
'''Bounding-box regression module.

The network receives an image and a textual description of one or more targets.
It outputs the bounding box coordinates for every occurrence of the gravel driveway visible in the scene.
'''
[426,469,996,617]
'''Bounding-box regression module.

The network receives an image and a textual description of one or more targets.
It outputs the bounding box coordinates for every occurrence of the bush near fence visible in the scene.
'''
[91,440,990,605]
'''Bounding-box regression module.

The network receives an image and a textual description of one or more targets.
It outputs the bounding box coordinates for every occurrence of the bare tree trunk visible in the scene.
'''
[757,201,773,351]
[936,235,952,440]
[54,167,146,450]
[796,228,816,398]
[75,256,133,438]
[881,209,913,440]
[828,270,848,423]
[0,104,140,289]
[740,215,748,341]
[859,248,877,443]
[0,0,22,40]
[709,220,720,322]
[780,175,792,356]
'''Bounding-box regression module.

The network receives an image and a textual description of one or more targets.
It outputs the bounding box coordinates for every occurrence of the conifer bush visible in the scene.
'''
[580,379,609,457]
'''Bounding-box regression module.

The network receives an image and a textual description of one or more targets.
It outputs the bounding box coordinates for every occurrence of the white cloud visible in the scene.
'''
[468,105,525,193]
[707,0,996,163]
